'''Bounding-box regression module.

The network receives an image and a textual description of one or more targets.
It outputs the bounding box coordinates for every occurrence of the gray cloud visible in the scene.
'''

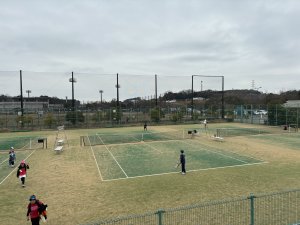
[0,0,300,101]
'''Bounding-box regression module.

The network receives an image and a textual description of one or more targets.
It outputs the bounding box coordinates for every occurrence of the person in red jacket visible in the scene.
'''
[26,195,47,225]
[16,160,29,187]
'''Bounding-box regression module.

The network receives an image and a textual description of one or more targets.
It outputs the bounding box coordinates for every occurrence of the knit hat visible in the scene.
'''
[29,195,36,201]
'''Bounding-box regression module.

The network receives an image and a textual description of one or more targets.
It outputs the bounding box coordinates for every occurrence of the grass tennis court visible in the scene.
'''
[249,133,300,151]
[0,135,41,150]
[92,139,263,181]
[0,150,35,184]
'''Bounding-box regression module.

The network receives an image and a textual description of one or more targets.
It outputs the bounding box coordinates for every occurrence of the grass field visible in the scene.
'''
[0,123,299,225]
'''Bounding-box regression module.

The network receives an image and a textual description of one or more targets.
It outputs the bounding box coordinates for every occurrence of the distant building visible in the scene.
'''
[283,100,300,108]
[0,101,49,113]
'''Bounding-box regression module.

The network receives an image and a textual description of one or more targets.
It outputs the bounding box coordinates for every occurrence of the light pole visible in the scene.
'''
[115,73,121,122]
[19,70,24,127]
[20,70,24,117]
[69,72,77,111]
[99,90,103,104]
[26,90,31,98]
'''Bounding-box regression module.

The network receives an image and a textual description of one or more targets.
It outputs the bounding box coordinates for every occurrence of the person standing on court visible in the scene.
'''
[144,122,147,131]
[8,147,16,167]
[203,119,207,129]
[17,160,29,187]
[179,150,186,175]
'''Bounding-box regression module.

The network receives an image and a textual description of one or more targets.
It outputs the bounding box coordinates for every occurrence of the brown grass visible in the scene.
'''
[0,123,299,225]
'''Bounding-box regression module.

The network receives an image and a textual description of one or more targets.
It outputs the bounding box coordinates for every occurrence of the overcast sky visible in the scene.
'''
[0,0,300,102]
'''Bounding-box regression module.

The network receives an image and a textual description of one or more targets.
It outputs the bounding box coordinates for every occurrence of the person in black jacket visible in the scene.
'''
[8,147,16,167]
[17,160,29,187]
[179,150,186,175]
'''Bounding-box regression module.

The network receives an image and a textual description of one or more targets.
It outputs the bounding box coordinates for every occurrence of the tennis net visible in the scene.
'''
[216,127,272,138]
[0,136,41,150]
[81,130,186,146]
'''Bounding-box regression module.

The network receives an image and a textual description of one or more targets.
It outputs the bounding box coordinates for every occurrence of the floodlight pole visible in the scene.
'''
[155,74,158,107]
[71,72,75,110]
[116,73,120,122]
[20,70,24,121]
[191,75,225,119]
[69,72,77,125]
[26,90,31,98]
[116,73,119,107]
[191,76,194,119]
[99,90,103,104]
[20,70,24,115]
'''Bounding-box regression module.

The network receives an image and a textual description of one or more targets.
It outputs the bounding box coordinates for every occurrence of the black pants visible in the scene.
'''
[21,177,25,185]
[181,163,186,173]
[31,217,40,225]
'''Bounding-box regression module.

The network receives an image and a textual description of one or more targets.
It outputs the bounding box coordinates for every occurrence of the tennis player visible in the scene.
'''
[17,160,29,187]
[179,150,186,175]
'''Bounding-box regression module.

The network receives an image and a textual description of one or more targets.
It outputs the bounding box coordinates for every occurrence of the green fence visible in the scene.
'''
[0,104,299,130]
[82,189,300,225]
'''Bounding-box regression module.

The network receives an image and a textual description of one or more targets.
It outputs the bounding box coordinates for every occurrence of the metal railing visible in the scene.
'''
[82,189,300,225]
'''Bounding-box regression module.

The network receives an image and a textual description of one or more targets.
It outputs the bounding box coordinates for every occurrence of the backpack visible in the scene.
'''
[9,153,15,161]
[36,200,48,219]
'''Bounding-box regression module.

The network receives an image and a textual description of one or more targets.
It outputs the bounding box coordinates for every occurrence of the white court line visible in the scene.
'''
[0,150,36,185]
[96,134,128,178]
[139,140,163,154]
[0,158,8,165]
[192,138,265,162]
[184,140,249,164]
[102,161,268,182]
[87,136,103,181]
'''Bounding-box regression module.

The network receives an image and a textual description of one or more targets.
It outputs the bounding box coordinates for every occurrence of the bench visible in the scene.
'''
[211,135,224,142]
[57,139,64,145]
[54,146,64,151]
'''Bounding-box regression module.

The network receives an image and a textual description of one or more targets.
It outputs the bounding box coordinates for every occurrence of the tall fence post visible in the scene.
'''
[248,193,256,225]
[155,209,165,225]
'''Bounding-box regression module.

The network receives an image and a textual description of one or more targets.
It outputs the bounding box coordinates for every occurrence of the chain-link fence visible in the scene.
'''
[0,104,299,130]
[82,189,300,225]
[233,105,300,129]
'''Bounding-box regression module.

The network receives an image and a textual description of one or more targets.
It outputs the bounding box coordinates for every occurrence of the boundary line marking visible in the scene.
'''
[0,150,36,185]
[138,141,163,154]
[87,135,103,181]
[102,161,268,182]
[96,134,128,178]
[190,138,266,162]
[0,158,8,165]
[183,140,249,164]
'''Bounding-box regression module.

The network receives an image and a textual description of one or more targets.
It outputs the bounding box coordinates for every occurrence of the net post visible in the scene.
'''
[248,193,256,225]
[155,209,165,225]
[80,136,84,146]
